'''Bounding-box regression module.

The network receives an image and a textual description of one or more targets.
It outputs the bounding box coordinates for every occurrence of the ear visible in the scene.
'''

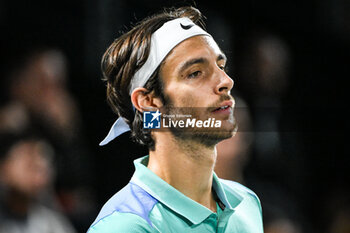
[131,87,163,112]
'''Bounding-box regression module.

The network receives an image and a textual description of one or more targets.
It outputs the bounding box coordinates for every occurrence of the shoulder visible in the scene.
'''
[220,179,258,198]
[30,205,77,233]
[220,179,262,212]
[88,182,158,233]
[88,212,154,233]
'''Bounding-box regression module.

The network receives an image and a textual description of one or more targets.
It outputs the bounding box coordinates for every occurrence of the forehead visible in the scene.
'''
[162,35,223,67]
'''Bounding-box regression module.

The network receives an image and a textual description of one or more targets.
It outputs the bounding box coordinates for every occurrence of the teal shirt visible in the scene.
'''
[88,156,263,232]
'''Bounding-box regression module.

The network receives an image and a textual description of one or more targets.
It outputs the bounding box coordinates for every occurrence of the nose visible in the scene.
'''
[215,69,234,95]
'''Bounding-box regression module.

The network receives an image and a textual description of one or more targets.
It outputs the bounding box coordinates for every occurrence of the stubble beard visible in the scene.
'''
[161,95,237,148]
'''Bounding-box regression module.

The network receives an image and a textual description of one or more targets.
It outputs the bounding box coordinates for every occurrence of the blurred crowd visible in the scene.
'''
[1,1,349,233]
[0,49,96,233]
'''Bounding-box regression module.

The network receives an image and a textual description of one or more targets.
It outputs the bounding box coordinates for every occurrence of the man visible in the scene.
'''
[88,6,263,233]
[0,133,77,233]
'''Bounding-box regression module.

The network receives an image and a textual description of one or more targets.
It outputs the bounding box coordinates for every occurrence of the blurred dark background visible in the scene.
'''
[0,0,348,233]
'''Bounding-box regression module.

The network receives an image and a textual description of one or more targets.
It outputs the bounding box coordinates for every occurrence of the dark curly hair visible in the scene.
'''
[101,6,206,150]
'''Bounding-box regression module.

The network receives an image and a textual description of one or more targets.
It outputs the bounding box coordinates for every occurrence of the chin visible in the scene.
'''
[168,115,237,146]
[216,125,238,141]
[220,117,237,136]
[190,125,238,147]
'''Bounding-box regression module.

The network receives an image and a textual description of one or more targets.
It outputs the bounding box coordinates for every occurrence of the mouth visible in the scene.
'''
[211,100,234,114]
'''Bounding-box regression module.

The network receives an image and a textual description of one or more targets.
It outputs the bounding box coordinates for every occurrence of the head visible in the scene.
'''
[102,7,235,150]
[10,49,68,108]
[0,133,53,198]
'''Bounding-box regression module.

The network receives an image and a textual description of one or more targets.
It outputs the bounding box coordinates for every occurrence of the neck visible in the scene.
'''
[5,189,31,216]
[148,131,217,212]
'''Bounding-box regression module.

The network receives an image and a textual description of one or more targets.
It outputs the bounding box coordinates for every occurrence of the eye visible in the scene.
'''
[218,64,226,71]
[188,71,202,79]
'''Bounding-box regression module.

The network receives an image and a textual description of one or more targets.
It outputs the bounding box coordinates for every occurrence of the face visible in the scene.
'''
[1,141,52,197]
[159,35,237,145]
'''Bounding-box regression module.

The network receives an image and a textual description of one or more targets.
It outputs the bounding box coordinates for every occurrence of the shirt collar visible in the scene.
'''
[212,172,243,210]
[130,156,243,225]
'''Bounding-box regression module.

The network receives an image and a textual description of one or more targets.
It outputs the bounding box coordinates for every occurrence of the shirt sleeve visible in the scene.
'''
[87,212,156,233]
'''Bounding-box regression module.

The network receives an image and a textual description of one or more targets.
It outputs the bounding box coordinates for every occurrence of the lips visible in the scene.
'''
[211,100,233,113]
[212,105,230,112]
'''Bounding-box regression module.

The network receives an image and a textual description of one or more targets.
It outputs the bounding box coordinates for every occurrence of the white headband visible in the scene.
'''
[100,17,211,146]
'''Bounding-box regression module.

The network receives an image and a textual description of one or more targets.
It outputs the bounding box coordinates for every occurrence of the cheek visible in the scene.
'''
[165,83,203,107]
[172,91,201,107]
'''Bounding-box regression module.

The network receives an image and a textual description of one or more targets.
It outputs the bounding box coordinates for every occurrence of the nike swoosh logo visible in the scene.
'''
[180,23,194,30]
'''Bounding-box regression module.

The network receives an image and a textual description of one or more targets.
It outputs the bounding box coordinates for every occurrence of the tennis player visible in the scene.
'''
[88,6,263,233]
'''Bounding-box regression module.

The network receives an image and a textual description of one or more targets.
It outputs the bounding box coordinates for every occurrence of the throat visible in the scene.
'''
[148,138,217,210]
[174,136,217,166]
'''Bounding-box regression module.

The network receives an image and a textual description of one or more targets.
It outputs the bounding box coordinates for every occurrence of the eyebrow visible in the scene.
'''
[217,53,227,63]
[178,53,227,74]
[179,58,207,74]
